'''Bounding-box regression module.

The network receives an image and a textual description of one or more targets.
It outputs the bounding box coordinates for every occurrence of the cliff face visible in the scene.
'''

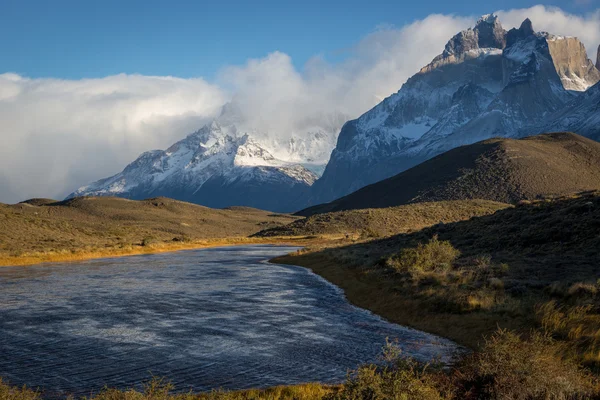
[596,44,600,70]
[547,37,600,91]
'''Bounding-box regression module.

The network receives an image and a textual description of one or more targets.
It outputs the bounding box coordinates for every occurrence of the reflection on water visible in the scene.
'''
[0,245,457,397]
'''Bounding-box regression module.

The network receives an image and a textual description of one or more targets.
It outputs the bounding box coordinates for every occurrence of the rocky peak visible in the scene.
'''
[506,19,535,47]
[474,14,507,50]
[596,45,600,70]
[442,14,506,58]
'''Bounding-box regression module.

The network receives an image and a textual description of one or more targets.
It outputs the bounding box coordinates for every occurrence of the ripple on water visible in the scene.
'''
[0,245,458,397]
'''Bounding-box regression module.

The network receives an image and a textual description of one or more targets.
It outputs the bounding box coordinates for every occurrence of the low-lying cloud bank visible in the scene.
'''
[1,6,599,203]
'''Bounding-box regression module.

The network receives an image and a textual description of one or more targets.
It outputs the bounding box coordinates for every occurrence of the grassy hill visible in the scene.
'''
[299,132,600,216]
[0,196,298,265]
[277,191,600,365]
[255,200,509,238]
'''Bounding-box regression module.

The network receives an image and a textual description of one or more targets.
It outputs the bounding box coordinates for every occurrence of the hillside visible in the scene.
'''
[0,196,297,265]
[277,191,600,359]
[300,132,600,216]
[255,200,509,238]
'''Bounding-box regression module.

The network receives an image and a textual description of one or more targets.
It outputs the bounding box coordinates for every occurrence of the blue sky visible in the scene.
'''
[0,0,590,79]
[2,2,600,203]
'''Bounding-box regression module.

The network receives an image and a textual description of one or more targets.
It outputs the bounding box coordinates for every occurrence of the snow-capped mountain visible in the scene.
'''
[69,106,345,212]
[308,15,600,205]
[72,15,600,212]
[542,81,600,141]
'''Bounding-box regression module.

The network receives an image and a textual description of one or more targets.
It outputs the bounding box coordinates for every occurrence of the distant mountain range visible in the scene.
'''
[69,107,346,212]
[71,15,600,212]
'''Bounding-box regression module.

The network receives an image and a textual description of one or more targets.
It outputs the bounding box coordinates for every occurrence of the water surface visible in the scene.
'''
[0,245,456,396]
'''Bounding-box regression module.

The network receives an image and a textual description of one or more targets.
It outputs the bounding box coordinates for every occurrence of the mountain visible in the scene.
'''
[69,107,345,212]
[543,81,600,141]
[308,16,600,206]
[299,132,600,216]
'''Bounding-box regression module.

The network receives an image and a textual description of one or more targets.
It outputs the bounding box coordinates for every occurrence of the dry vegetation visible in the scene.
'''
[3,331,598,399]
[4,191,600,398]
[0,196,299,266]
[275,191,600,367]
[254,200,509,239]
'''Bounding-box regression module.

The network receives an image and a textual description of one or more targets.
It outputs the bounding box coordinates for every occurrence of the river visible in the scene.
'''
[0,245,457,397]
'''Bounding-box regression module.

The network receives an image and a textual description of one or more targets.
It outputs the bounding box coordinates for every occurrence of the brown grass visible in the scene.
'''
[274,191,600,357]
[255,200,509,238]
[0,196,305,267]
[0,377,336,400]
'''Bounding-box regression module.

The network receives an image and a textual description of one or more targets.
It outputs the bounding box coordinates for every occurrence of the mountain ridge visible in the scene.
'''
[68,108,345,212]
[71,15,600,213]
[307,16,600,207]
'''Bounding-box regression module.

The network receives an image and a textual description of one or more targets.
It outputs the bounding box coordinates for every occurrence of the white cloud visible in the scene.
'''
[1,6,599,203]
[214,14,470,141]
[0,74,226,203]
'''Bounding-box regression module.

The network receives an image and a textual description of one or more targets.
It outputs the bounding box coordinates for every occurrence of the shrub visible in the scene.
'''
[388,235,460,275]
[327,363,443,400]
[0,378,40,400]
[326,338,446,400]
[141,236,158,247]
[567,282,598,298]
[454,329,597,400]
[487,278,504,291]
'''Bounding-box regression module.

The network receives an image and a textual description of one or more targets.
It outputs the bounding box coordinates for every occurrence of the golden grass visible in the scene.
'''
[0,377,337,400]
[256,200,510,238]
[0,235,344,267]
[274,192,600,354]
[272,252,526,350]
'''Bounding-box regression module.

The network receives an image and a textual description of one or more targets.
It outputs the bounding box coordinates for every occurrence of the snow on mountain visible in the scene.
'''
[541,81,600,141]
[308,15,600,206]
[69,107,345,212]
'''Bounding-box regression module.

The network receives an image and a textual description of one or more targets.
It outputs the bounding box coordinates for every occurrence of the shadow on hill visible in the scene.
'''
[275,191,600,353]
[302,191,600,284]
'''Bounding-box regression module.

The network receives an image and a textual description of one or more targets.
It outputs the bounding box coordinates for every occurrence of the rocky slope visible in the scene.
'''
[543,81,600,141]
[308,16,600,206]
[69,106,345,212]
[299,132,600,216]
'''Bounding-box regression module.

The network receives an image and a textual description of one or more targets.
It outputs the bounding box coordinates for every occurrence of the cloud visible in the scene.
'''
[0,74,226,203]
[218,14,470,136]
[1,6,599,203]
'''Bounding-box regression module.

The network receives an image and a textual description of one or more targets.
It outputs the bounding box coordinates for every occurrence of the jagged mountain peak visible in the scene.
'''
[421,14,506,74]
[506,18,535,47]
[69,98,344,211]
[308,14,600,207]
[440,13,506,57]
[596,44,600,70]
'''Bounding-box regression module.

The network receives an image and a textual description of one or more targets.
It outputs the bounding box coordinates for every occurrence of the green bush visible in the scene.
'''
[327,363,443,400]
[388,235,460,275]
